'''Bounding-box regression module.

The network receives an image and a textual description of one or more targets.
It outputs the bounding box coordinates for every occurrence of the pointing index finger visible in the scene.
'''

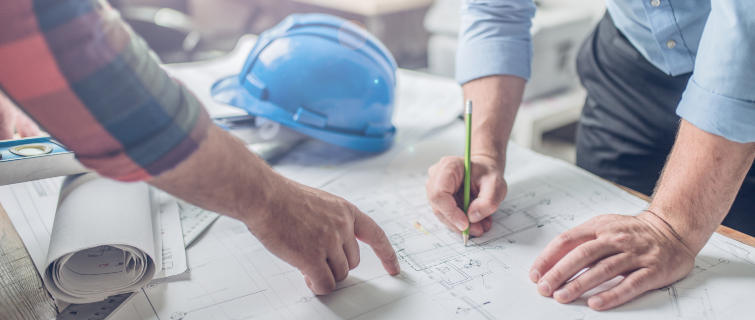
[353,210,401,275]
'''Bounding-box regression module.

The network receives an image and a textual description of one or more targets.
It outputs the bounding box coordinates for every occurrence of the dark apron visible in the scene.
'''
[575,12,755,236]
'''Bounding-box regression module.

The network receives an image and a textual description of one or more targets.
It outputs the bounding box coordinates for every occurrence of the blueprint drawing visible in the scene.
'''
[111,122,755,320]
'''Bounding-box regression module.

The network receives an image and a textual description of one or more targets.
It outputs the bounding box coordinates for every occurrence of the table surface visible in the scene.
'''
[1,183,753,320]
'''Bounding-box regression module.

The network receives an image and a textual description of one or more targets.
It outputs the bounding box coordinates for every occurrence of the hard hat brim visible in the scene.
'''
[211,75,396,153]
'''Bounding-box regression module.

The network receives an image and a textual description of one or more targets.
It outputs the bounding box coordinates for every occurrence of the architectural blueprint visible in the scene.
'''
[110,121,755,320]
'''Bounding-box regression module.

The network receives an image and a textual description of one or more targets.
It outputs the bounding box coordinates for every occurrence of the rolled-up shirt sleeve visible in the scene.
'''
[676,0,755,143]
[0,0,210,181]
[455,0,536,85]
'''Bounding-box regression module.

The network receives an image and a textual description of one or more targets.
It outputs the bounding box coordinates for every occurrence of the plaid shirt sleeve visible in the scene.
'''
[0,0,210,182]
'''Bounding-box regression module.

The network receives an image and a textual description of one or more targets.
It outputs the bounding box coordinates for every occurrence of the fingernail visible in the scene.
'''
[590,296,604,308]
[537,281,551,296]
[471,211,482,222]
[455,221,467,230]
[529,269,541,282]
[554,288,569,302]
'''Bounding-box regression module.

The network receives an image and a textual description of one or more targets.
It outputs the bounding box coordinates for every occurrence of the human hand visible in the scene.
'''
[425,155,507,237]
[0,90,42,140]
[529,211,698,310]
[246,179,400,295]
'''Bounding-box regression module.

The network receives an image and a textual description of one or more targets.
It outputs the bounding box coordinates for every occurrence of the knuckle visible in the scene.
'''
[568,278,584,293]
[612,233,632,245]
[549,268,565,282]
[577,246,593,260]
[532,256,547,270]
[597,261,615,275]
[604,290,620,305]
[350,257,361,269]
[373,226,389,244]
[321,281,336,294]
[334,217,350,229]
[387,248,398,263]
[428,190,446,205]
[335,269,349,282]
[441,156,457,165]
[590,215,607,225]
[624,277,643,293]
[557,233,573,245]
[496,180,508,200]
[492,179,504,194]
[308,248,327,262]
[433,211,449,224]
[483,199,499,212]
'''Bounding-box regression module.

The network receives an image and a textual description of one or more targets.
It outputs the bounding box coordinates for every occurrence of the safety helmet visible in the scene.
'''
[212,13,397,153]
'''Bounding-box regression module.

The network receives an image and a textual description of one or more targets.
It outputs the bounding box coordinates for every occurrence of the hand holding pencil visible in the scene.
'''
[425,100,507,244]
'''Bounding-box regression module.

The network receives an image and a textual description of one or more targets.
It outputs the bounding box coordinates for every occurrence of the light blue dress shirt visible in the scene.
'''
[456,0,755,143]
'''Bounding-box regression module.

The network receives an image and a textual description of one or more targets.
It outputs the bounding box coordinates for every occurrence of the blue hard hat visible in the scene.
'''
[212,13,398,153]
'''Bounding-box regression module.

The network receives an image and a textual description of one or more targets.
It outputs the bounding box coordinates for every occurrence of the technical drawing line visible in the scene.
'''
[11,187,49,257]
[475,218,562,247]
[183,289,268,314]
[708,243,755,266]
[142,288,159,320]
[345,292,422,320]
[64,265,123,276]
[461,297,495,320]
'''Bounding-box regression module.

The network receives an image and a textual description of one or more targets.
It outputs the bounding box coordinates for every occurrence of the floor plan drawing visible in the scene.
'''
[664,286,714,320]
[108,124,755,320]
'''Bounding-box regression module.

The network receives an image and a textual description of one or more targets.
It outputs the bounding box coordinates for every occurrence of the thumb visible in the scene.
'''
[467,174,506,223]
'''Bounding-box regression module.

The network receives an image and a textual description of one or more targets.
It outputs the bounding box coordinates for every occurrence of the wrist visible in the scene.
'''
[471,144,506,172]
[640,206,708,254]
[235,167,284,228]
[470,153,505,175]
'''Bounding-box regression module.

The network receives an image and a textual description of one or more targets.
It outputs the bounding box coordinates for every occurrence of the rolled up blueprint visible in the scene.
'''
[42,173,161,303]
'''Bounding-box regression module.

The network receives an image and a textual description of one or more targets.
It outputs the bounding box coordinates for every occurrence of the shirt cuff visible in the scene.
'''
[455,39,532,85]
[677,78,755,143]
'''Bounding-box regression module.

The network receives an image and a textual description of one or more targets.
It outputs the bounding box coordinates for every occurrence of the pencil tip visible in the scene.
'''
[463,234,469,246]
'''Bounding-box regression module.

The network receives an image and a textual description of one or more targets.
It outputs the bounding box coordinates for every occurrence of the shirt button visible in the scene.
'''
[651,0,660,7]
[666,40,676,49]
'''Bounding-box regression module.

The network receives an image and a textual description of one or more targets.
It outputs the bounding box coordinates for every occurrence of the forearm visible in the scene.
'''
[149,125,280,223]
[648,120,755,251]
[463,75,526,168]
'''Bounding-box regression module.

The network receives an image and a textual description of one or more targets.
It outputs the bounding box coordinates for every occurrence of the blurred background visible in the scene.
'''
[112,0,607,163]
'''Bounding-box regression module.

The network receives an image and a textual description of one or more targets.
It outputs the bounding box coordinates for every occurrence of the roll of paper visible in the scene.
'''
[42,173,161,303]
